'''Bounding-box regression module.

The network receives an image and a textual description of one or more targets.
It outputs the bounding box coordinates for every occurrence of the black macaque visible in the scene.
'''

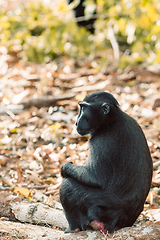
[60,91,153,233]
[68,0,96,33]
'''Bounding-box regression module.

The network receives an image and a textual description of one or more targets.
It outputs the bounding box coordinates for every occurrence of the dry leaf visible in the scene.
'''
[14,187,32,199]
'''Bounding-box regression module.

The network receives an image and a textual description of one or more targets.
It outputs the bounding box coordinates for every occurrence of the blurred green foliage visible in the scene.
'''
[0,0,160,66]
[94,0,160,67]
[0,1,92,62]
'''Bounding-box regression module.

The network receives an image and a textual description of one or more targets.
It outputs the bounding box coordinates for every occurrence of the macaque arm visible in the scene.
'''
[61,162,101,188]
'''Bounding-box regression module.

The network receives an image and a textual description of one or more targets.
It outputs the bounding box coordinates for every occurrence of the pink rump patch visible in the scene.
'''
[90,220,108,234]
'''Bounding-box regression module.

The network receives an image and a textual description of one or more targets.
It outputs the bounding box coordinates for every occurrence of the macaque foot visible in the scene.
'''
[64,227,80,233]
[90,220,108,234]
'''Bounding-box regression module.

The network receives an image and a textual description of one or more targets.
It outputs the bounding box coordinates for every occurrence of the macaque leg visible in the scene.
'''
[64,211,82,233]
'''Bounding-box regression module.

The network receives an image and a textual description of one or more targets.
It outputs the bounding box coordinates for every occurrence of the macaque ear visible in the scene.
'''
[101,103,110,114]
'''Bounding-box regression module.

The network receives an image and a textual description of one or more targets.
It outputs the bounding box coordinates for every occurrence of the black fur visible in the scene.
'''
[60,91,153,233]
[68,0,96,33]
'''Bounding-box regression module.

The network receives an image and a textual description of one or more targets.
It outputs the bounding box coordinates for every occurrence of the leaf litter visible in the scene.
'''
[0,51,159,233]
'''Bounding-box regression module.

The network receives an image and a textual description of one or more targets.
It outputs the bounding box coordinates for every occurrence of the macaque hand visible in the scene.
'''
[61,162,73,178]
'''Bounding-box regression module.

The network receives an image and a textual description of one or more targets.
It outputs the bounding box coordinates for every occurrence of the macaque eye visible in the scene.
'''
[81,105,86,111]
[79,105,85,112]
[79,101,89,111]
